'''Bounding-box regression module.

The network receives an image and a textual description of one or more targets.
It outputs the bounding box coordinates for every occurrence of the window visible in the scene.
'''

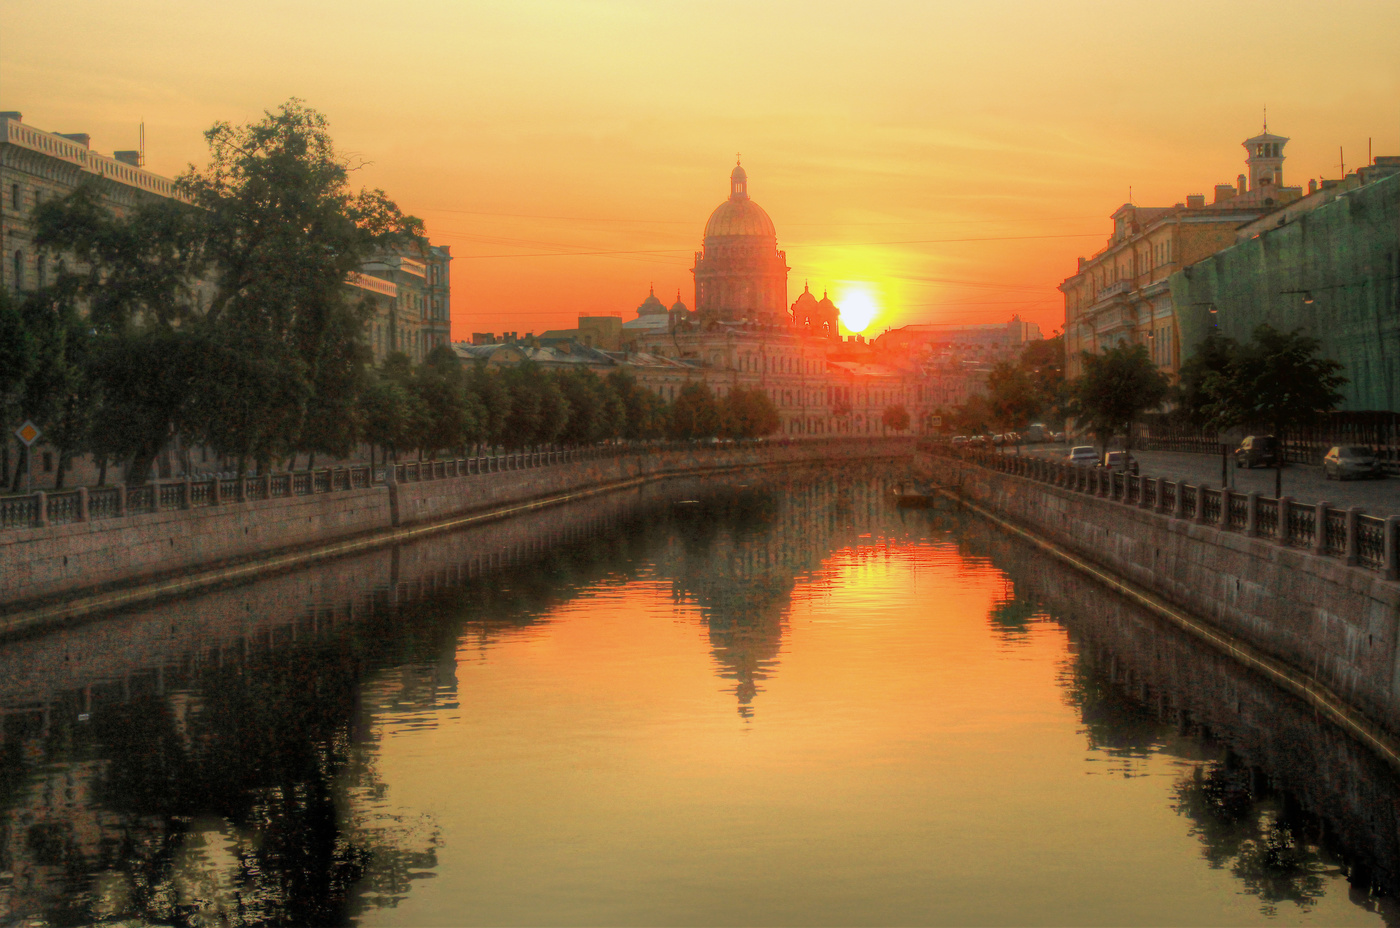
[36,256,44,289]
[42,452,53,473]
[12,250,22,290]
[9,184,17,209]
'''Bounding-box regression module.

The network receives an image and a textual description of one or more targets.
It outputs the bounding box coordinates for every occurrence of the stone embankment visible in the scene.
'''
[0,439,912,629]
[921,444,1400,759]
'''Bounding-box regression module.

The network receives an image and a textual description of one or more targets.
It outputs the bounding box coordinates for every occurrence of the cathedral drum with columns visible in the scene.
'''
[692,162,790,325]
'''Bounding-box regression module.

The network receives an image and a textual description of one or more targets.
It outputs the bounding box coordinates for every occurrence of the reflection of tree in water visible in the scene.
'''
[1173,759,1336,916]
[1057,654,1169,774]
[985,584,1045,641]
[0,508,660,926]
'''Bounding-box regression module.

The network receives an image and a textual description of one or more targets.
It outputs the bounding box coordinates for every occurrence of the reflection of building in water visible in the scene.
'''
[655,473,896,716]
[956,516,1400,917]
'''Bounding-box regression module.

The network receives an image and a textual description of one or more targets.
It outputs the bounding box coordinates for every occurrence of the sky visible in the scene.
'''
[3,0,1398,340]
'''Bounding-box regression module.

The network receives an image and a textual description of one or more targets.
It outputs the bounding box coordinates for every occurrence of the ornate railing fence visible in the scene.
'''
[924,443,1400,581]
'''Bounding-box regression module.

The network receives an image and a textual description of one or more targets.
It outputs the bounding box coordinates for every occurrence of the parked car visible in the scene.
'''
[1099,451,1139,474]
[1323,445,1385,480]
[1234,435,1281,468]
[1023,423,1048,443]
[1067,446,1099,467]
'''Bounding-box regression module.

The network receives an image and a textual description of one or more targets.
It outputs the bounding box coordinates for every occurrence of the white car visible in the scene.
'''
[1067,446,1099,467]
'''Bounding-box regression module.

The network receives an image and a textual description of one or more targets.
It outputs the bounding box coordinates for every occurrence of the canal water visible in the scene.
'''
[2,465,1399,926]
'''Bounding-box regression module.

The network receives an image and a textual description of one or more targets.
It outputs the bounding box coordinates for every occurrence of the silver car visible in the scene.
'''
[1067,446,1099,467]
[1323,445,1384,480]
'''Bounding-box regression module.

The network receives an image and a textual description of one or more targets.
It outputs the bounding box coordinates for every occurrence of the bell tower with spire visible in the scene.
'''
[1242,120,1289,195]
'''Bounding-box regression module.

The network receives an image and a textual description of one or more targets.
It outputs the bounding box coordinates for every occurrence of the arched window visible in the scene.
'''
[12,250,22,291]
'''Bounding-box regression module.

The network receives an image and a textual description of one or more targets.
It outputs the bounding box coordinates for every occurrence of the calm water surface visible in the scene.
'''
[2,468,1399,926]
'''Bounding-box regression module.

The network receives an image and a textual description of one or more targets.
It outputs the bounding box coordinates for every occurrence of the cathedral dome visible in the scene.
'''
[703,162,776,240]
[637,285,667,315]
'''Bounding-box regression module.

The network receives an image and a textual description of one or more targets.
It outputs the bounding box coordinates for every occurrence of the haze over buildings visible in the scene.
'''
[3,0,1396,342]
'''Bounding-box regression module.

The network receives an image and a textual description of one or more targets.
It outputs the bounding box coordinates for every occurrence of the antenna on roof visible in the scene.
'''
[139,119,145,167]
[1262,105,1267,134]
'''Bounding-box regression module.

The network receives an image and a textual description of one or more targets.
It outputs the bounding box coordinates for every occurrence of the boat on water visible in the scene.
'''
[890,482,941,508]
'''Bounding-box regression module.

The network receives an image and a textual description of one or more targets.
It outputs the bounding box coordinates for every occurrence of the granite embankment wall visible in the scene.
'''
[0,439,910,613]
[922,450,1400,741]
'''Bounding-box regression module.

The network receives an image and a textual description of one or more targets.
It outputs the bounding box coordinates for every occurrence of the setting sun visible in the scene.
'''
[837,288,879,334]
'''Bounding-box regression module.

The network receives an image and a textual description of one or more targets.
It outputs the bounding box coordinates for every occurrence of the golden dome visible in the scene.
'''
[703,162,776,240]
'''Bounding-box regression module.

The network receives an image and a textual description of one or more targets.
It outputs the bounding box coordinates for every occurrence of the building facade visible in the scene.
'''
[1171,160,1400,411]
[1060,127,1305,380]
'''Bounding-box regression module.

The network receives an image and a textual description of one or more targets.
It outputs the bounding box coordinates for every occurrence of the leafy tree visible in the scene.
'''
[606,370,667,441]
[7,286,94,490]
[881,404,911,433]
[468,364,512,450]
[1176,332,1240,429]
[1067,343,1170,457]
[668,382,723,440]
[721,388,780,439]
[412,345,482,458]
[555,368,623,446]
[986,361,1038,433]
[0,290,34,486]
[30,185,209,483]
[1198,325,1346,495]
[180,100,423,460]
[951,393,995,436]
[360,367,419,464]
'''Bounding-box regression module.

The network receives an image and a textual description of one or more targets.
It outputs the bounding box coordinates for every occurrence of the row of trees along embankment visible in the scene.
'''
[0,100,782,491]
[936,328,1346,466]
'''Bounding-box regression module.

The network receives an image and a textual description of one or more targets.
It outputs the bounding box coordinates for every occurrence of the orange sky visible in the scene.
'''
[3,0,1398,341]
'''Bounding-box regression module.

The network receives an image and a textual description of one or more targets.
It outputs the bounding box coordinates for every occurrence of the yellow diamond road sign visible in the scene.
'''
[15,421,40,446]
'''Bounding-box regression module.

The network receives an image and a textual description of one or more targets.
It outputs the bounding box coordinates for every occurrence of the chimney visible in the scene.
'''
[1308,178,1318,194]
[1186,194,1206,209]
[1237,174,1247,195]
[114,151,141,166]
[57,132,90,148]
[1213,184,1236,204]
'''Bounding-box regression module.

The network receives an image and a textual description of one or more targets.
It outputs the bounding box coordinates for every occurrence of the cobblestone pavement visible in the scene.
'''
[1013,445,1400,518]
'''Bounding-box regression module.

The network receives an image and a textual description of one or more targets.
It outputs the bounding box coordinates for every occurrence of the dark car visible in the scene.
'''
[1235,435,1280,468]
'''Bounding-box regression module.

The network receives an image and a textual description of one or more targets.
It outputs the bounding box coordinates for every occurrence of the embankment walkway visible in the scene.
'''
[0,439,912,634]
[922,443,1400,768]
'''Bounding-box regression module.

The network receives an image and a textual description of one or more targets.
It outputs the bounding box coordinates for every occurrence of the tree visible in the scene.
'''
[721,388,780,439]
[881,404,911,433]
[1067,343,1170,457]
[1176,331,1241,429]
[668,382,723,440]
[468,364,512,450]
[1198,324,1346,495]
[180,100,423,461]
[606,370,667,441]
[31,185,209,483]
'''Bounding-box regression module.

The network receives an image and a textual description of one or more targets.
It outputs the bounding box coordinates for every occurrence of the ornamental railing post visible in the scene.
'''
[1195,484,1209,525]
[1346,507,1364,566]
[181,477,192,510]
[210,476,222,506]
[1277,497,1293,546]
[35,491,48,528]
[1171,481,1183,519]
[1219,487,1231,527]
[77,486,89,522]
[1385,516,1400,581]
[116,483,127,517]
[1245,491,1259,536]
[1314,501,1330,555]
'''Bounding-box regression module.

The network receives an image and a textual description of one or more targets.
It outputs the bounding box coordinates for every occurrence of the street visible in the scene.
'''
[1017,445,1400,517]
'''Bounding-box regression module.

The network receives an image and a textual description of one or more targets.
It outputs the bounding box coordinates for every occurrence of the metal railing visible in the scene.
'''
[924,443,1400,581]
[1,438,913,532]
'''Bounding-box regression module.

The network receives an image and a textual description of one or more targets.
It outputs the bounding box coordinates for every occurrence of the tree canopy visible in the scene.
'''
[1066,343,1170,453]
